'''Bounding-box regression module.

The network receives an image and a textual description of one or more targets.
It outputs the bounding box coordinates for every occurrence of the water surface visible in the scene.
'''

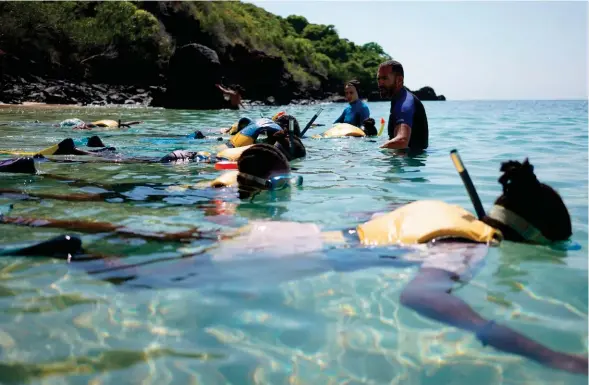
[0,100,587,384]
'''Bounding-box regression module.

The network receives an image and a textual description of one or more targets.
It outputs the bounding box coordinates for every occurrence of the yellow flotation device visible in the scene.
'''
[229,118,282,147]
[319,123,366,138]
[166,170,239,192]
[356,200,503,246]
[210,170,239,188]
[216,144,253,161]
[91,120,119,128]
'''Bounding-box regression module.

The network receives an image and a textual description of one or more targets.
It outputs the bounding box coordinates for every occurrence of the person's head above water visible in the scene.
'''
[267,129,306,161]
[377,60,405,99]
[344,79,361,103]
[273,114,301,137]
[236,143,291,199]
[483,158,572,244]
[227,117,253,135]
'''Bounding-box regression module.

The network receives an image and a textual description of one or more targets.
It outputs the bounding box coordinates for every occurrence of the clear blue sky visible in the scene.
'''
[246,1,588,100]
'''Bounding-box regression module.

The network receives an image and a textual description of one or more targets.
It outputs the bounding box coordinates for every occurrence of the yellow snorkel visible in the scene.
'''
[377,117,386,136]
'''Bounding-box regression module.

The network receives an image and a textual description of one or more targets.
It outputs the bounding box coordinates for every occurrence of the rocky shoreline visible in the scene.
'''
[0,75,162,107]
[0,73,443,109]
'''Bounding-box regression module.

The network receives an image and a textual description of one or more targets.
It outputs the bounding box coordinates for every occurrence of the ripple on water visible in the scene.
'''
[0,100,587,384]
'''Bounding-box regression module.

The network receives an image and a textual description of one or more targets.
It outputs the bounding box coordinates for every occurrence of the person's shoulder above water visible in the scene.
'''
[357,99,371,117]
[376,60,428,150]
[334,80,371,127]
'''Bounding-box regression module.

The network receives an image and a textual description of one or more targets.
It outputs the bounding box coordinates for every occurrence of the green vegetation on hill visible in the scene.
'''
[0,1,444,104]
[0,1,171,84]
[185,1,392,94]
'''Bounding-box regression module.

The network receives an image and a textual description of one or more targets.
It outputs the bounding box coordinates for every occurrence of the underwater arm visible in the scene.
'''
[0,215,214,244]
[400,265,588,375]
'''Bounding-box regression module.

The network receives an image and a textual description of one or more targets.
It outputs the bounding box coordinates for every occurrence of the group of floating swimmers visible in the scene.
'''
[0,60,586,375]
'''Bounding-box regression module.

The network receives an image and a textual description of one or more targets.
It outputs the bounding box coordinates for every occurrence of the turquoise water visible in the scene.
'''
[0,100,587,384]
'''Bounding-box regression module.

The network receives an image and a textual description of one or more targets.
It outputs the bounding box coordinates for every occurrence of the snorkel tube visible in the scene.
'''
[288,117,295,159]
[377,118,386,136]
[450,149,486,220]
[300,107,324,138]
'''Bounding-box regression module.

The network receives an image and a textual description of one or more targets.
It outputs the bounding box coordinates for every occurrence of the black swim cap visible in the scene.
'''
[194,130,206,139]
[87,135,106,148]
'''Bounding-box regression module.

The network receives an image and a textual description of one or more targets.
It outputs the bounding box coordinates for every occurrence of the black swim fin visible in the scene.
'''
[0,157,37,174]
[87,135,106,148]
[0,234,83,260]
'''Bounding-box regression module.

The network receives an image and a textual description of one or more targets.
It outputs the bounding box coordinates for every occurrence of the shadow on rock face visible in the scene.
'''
[162,43,225,110]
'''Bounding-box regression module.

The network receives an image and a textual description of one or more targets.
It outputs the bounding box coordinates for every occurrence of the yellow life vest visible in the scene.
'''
[321,123,366,138]
[228,121,240,135]
[167,170,239,192]
[91,120,119,128]
[210,170,239,188]
[216,145,253,161]
[356,200,503,246]
[229,132,255,147]
[229,118,282,148]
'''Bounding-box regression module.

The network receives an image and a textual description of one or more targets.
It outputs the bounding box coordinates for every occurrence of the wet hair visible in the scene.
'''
[345,79,362,99]
[267,129,306,160]
[236,143,290,199]
[379,60,404,77]
[490,158,572,242]
[232,84,245,94]
[237,117,252,131]
[273,114,301,137]
[362,118,377,137]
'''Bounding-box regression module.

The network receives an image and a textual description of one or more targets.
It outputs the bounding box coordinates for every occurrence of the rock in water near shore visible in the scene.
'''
[412,86,446,101]
[156,43,225,110]
[219,44,300,107]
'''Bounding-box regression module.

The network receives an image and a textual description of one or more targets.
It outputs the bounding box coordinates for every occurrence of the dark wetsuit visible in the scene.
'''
[388,87,429,150]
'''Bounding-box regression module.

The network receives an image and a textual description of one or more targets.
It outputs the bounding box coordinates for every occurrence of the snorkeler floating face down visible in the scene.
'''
[236,143,301,199]
[482,158,572,244]
[57,118,143,130]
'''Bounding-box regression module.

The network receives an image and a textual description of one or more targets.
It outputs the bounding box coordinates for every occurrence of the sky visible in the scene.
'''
[246,1,588,101]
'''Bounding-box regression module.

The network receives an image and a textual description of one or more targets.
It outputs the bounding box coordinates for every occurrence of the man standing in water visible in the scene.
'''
[377,60,429,150]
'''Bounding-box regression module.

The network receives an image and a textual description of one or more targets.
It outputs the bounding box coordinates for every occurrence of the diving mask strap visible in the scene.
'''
[237,172,271,189]
[487,205,551,245]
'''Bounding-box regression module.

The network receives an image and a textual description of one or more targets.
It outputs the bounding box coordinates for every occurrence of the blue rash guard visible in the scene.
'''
[333,99,371,128]
[388,87,429,150]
